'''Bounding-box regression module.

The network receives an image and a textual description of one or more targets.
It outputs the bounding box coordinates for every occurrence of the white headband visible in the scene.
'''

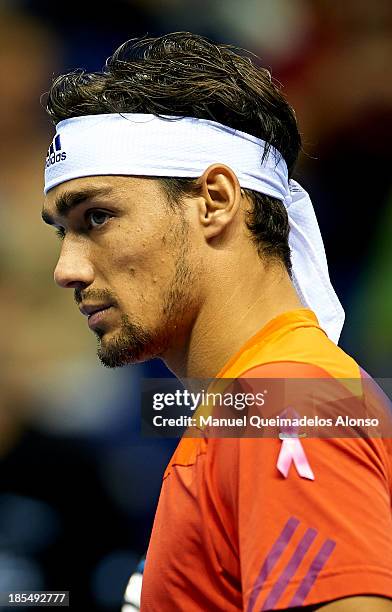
[44,113,344,343]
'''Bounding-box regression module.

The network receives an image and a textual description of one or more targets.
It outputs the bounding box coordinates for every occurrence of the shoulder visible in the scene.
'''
[238,360,336,379]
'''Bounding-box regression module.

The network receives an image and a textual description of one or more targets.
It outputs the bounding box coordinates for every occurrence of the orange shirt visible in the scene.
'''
[141,309,392,610]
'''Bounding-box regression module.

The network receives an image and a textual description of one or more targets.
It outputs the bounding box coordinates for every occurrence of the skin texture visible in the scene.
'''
[42,168,392,612]
[43,174,199,369]
[42,165,302,378]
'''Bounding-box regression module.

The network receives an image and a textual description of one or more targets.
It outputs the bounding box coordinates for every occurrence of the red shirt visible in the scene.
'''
[141,309,392,610]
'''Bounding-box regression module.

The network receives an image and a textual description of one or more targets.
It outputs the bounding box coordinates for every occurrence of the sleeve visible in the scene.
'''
[234,364,392,611]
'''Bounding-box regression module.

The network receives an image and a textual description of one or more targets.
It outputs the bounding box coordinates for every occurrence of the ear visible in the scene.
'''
[196,164,242,239]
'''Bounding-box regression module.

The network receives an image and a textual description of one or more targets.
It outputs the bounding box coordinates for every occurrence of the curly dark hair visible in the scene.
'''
[44,32,302,274]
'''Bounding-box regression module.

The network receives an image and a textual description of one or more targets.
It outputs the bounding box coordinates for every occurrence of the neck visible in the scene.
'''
[163,262,303,381]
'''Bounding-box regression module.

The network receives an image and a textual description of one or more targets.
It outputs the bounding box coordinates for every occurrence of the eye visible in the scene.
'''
[86,210,112,229]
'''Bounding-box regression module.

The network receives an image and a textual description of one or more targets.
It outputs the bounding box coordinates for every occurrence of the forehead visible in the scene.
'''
[42,175,165,224]
[44,176,118,210]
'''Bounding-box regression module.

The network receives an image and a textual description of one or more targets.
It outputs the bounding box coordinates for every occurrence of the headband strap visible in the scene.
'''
[44,113,344,343]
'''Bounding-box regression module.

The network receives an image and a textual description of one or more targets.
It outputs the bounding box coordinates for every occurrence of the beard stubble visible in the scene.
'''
[97,219,196,368]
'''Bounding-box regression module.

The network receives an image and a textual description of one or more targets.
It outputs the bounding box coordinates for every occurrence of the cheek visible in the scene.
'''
[105,227,177,298]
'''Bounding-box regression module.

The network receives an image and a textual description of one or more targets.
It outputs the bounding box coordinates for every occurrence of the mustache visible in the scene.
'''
[74,287,118,307]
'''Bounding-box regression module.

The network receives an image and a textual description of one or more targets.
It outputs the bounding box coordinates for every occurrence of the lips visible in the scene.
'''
[78,303,114,330]
[79,303,113,318]
[88,306,114,330]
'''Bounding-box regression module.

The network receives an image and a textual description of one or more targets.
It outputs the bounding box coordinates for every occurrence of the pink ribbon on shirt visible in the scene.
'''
[276,408,314,480]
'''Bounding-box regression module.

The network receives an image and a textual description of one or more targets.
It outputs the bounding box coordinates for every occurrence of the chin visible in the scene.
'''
[95,312,169,368]
[96,331,156,368]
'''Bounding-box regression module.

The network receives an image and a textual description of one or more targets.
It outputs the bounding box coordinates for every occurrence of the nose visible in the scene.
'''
[54,241,95,289]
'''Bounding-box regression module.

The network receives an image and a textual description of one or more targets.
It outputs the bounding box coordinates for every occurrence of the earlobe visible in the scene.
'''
[200,210,230,239]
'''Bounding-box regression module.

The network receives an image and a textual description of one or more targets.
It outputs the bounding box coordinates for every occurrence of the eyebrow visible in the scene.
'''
[41,186,112,225]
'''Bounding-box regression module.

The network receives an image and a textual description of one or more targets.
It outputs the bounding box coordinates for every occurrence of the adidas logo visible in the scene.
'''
[45,134,67,168]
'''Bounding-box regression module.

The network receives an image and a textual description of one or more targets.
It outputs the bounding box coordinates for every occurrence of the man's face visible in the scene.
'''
[42,176,200,367]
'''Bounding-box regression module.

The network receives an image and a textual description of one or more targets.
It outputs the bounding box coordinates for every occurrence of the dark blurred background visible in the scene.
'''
[1,0,391,609]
